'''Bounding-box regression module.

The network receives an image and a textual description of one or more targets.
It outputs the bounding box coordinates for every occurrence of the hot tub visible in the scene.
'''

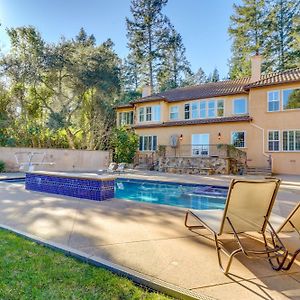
[25,171,115,201]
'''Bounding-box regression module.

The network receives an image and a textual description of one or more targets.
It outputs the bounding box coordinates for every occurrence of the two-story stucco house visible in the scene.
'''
[116,56,300,175]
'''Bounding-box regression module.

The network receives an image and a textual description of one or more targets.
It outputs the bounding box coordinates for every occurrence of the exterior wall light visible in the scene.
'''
[218,132,221,140]
[179,134,183,141]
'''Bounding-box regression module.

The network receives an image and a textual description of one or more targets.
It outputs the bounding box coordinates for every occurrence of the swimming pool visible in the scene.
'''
[1,177,227,210]
[116,178,227,210]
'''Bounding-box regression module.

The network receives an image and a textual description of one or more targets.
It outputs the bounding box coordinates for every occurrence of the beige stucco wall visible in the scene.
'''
[0,147,109,172]
[249,82,300,175]
[117,82,300,175]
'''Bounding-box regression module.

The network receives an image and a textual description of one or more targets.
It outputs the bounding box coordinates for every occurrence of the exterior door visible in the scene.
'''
[192,134,210,156]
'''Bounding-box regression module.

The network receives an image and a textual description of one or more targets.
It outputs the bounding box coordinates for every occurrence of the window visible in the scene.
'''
[208,100,215,118]
[139,108,145,122]
[119,111,134,126]
[191,102,199,119]
[233,98,247,115]
[283,89,300,110]
[231,131,246,148]
[191,134,210,156]
[139,136,158,151]
[268,91,280,112]
[184,104,190,119]
[138,105,160,122]
[146,107,152,121]
[283,130,300,151]
[152,105,161,121]
[217,100,224,117]
[268,131,280,151]
[199,101,206,118]
[170,106,179,120]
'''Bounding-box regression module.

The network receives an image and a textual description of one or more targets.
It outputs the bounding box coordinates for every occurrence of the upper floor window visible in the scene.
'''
[184,104,190,119]
[217,100,224,117]
[139,107,145,122]
[138,105,161,122]
[170,106,179,120]
[231,131,246,148]
[233,98,247,115]
[119,111,134,126]
[283,130,300,151]
[191,102,199,119]
[208,100,215,118]
[199,101,206,118]
[184,99,224,120]
[283,88,300,110]
[268,91,280,112]
[268,131,280,151]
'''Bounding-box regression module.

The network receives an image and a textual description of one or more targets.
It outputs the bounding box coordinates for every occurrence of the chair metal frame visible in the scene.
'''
[184,179,288,274]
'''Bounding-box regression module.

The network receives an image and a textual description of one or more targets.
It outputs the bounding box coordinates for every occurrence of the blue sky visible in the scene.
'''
[0,0,241,78]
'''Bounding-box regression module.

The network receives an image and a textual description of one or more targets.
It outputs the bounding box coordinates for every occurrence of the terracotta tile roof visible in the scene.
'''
[134,115,252,129]
[244,68,300,89]
[114,103,133,109]
[133,78,250,104]
[116,67,300,108]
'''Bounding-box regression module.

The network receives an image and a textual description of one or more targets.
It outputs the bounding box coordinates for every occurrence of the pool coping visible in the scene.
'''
[0,224,215,300]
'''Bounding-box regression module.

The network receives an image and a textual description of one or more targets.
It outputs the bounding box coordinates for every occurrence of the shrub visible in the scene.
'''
[0,160,5,173]
[110,126,139,163]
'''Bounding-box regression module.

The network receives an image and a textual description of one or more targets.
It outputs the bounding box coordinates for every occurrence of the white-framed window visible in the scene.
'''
[170,106,179,120]
[267,91,280,112]
[184,103,190,119]
[233,98,247,115]
[152,105,161,121]
[283,130,300,151]
[138,105,161,122]
[282,88,300,110]
[231,131,246,148]
[119,111,134,126]
[217,100,224,117]
[139,136,158,151]
[191,133,210,156]
[208,100,215,118]
[268,130,280,151]
[139,107,145,122]
[199,101,206,118]
[191,102,199,119]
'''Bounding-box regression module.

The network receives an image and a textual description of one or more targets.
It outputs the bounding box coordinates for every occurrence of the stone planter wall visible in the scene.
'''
[157,156,240,175]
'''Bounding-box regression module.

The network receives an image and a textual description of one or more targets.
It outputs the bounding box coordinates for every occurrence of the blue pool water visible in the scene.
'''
[116,178,227,210]
[1,177,228,210]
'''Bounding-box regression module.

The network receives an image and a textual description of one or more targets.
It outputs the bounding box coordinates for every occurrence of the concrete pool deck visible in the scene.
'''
[0,171,299,299]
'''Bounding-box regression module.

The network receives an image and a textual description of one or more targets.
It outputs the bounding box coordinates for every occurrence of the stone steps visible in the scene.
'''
[246,167,272,176]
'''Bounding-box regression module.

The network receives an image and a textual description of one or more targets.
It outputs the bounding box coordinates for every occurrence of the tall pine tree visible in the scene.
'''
[266,0,300,71]
[228,0,268,79]
[157,24,192,91]
[126,0,169,92]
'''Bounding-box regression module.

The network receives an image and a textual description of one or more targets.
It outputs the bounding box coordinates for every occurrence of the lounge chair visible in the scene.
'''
[98,162,117,174]
[270,202,300,270]
[185,179,288,274]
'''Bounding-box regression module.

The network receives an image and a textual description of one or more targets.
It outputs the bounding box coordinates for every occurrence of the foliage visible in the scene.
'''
[126,0,170,91]
[110,126,139,163]
[285,89,300,109]
[1,27,121,150]
[157,145,166,157]
[207,68,220,82]
[0,161,5,172]
[0,229,168,299]
[228,0,299,78]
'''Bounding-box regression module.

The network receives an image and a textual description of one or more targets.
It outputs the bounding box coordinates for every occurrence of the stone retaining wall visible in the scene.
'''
[158,157,240,175]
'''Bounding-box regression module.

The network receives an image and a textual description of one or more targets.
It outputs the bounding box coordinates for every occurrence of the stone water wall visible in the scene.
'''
[158,156,240,175]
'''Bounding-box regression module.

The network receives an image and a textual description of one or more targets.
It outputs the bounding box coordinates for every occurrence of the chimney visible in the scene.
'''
[250,54,263,82]
[142,85,152,98]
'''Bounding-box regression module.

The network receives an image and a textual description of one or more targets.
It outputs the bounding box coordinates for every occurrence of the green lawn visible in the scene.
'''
[0,229,170,300]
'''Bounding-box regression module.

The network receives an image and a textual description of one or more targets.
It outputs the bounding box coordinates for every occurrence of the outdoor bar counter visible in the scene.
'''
[25,171,115,201]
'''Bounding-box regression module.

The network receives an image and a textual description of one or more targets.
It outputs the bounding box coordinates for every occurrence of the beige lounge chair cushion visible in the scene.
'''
[189,209,224,233]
